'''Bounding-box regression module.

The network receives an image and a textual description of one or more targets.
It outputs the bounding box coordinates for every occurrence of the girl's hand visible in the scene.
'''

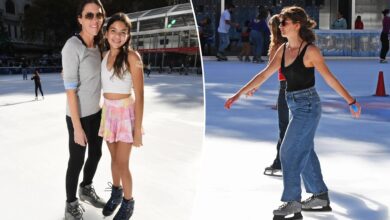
[246,87,258,97]
[349,101,361,119]
[224,94,240,110]
[74,128,88,147]
[133,129,143,147]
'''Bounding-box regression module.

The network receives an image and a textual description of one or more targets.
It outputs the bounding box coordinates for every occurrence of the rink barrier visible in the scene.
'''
[0,67,62,75]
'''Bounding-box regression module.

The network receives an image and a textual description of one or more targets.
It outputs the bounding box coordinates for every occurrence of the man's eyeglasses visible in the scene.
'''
[84,12,104,20]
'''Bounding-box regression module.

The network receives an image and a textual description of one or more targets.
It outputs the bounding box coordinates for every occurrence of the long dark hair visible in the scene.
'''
[279,6,317,43]
[268,14,287,56]
[105,12,132,79]
[77,0,106,50]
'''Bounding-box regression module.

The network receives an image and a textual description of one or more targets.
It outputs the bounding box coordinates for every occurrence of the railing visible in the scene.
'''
[0,67,62,75]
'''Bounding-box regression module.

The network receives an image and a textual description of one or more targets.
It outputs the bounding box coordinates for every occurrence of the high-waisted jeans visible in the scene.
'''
[280,87,328,202]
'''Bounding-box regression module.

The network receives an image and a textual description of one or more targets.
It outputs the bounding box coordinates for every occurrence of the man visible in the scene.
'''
[217,3,238,61]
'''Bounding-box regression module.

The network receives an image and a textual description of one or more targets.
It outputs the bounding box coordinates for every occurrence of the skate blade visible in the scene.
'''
[264,169,282,177]
[273,212,303,220]
[302,205,332,212]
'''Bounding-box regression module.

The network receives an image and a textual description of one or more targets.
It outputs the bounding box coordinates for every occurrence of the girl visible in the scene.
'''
[31,69,44,100]
[99,13,144,220]
[263,14,288,176]
[225,6,361,219]
[62,1,106,219]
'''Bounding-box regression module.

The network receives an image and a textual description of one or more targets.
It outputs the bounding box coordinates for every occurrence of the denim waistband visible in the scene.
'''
[285,86,317,98]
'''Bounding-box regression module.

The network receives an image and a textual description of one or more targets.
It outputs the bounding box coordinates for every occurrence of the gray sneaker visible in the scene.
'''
[273,201,302,220]
[79,184,106,208]
[65,200,84,220]
[302,192,332,211]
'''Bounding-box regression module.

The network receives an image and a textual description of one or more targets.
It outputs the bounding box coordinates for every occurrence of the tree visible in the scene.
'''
[0,15,11,53]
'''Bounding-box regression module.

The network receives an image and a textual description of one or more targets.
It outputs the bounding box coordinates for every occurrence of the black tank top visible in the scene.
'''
[281,43,315,92]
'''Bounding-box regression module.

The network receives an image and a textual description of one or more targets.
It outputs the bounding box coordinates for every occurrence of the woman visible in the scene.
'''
[225,6,361,219]
[61,0,106,219]
[354,15,364,30]
[380,9,390,63]
[263,14,288,176]
[99,13,144,220]
[31,69,44,100]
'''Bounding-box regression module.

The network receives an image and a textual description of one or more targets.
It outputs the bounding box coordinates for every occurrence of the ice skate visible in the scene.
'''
[79,184,106,208]
[301,192,332,212]
[216,52,228,61]
[113,198,135,220]
[64,199,84,220]
[103,184,123,216]
[273,201,303,220]
[264,161,282,177]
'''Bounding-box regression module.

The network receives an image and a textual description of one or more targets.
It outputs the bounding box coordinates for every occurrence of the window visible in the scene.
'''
[6,0,15,14]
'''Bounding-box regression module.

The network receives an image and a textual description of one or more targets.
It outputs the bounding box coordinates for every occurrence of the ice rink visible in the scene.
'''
[191,59,390,220]
[0,72,204,220]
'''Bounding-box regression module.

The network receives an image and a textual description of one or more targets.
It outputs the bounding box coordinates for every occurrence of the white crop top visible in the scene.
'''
[101,52,133,94]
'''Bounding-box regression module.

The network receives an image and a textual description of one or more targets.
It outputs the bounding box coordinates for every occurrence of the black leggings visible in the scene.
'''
[65,111,103,203]
[380,32,389,60]
[35,83,44,97]
[274,80,289,167]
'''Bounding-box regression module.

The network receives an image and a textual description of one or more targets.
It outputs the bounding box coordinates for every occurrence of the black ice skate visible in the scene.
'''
[113,198,135,220]
[103,184,123,216]
[216,52,228,61]
[273,201,303,220]
[264,161,282,177]
[79,184,106,208]
[301,192,332,212]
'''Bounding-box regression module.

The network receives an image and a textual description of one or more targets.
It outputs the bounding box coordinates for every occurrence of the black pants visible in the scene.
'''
[35,83,44,97]
[380,32,389,60]
[274,80,289,168]
[65,111,103,203]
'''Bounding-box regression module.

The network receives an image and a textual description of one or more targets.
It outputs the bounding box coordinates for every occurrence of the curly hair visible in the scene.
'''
[279,6,317,43]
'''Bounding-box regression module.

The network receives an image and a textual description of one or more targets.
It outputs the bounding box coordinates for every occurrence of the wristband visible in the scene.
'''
[348,99,356,106]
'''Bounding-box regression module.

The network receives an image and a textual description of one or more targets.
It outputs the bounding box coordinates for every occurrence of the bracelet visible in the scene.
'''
[348,99,356,106]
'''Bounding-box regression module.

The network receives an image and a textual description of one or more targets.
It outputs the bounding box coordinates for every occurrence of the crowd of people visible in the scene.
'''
[197,5,390,63]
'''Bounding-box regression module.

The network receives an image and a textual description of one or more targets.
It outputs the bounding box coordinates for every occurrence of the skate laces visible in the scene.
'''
[85,185,100,201]
[303,192,325,204]
[278,202,290,210]
[69,203,85,217]
[105,182,114,192]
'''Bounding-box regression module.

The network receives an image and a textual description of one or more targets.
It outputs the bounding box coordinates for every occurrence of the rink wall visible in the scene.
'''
[316,30,382,57]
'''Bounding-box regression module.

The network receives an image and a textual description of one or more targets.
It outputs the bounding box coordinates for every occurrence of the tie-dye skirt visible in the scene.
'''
[98,97,135,143]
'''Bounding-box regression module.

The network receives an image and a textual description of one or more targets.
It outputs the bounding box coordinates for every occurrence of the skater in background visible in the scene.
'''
[99,13,144,220]
[31,69,44,100]
[380,9,390,63]
[225,6,361,219]
[216,3,238,61]
[237,20,251,62]
[144,62,151,77]
[248,14,288,177]
[62,1,106,219]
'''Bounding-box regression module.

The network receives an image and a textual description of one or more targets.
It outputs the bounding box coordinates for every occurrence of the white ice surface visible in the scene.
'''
[191,59,390,220]
[0,73,204,220]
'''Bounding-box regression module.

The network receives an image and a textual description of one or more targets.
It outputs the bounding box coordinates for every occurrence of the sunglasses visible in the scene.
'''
[84,12,104,20]
[280,19,296,27]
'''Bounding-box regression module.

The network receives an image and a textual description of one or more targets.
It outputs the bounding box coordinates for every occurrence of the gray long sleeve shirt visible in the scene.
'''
[61,36,101,118]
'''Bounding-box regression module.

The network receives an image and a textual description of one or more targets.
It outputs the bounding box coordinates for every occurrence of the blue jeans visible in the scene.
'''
[250,30,263,60]
[280,87,328,202]
[218,32,230,53]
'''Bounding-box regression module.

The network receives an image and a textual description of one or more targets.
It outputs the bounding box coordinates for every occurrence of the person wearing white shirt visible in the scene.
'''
[217,3,237,60]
